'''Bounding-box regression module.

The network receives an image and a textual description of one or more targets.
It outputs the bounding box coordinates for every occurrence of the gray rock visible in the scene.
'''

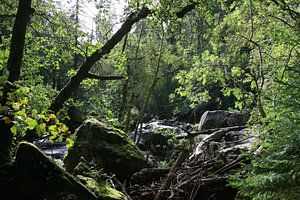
[198,110,249,130]
[131,120,187,156]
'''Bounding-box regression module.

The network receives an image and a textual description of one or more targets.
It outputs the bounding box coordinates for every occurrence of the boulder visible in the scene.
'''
[64,119,146,179]
[198,110,249,130]
[0,142,99,200]
[131,120,187,157]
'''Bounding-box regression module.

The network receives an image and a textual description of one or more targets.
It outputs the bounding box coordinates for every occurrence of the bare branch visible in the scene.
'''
[86,74,124,80]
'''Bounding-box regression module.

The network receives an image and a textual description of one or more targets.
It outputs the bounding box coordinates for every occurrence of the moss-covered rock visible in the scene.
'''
[0,142,99,200]
[64,119,146,179]
[77,175,125,200]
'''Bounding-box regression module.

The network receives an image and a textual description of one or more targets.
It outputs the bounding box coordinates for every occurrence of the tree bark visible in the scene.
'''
[73,0,80,69]
[0,0,33,163]
[1,0,34,106]
[6,0,34,83]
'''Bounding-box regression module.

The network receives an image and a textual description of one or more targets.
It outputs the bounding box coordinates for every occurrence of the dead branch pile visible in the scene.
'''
[127,126,256,200]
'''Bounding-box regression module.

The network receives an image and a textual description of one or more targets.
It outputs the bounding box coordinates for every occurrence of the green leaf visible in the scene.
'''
[231,67,242,77]
[66,138,74,149]
[49,125,58,136]
[15,109,26,118]
[36,123,46,136]
[25,117,38,130]
[12,102,22,110]
[11,126,18,136]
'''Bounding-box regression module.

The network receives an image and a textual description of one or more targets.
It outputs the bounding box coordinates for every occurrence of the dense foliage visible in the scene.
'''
[0,0,299,199]
[171,0,299,199]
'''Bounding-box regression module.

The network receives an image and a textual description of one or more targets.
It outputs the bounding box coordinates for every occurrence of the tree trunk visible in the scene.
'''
[49,3,198,113]
[119,25,143,123]
[73,0,80,69]
[0,0,33,163]
[134,25,164,143]
[49,7,151,113]
[118,34,129,122]
[6,0,34,83]
[1,0,34,106]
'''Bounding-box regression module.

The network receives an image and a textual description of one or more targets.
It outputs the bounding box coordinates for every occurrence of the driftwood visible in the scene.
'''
[189,126,247,162]
[155,149,189,200]
[127,125,253,200]
[178,126,247,139]
[214,155,245,174]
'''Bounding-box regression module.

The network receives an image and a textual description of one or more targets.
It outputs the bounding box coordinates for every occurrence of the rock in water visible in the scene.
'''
[64,119,146,179]
[0,142,99,200]
[198,110,249,130]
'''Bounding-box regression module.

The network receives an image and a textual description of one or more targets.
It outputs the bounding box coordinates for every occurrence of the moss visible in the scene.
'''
[1,142,100,200]
[74,119,129,146]
[77,175,125,200]
[65,119,146,179]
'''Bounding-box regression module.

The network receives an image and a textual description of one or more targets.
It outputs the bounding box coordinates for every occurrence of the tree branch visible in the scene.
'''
[86,74,124,80]
[155,149,189,200]
[176,2,198,18]
[49,7,151,112]
[49,2,199,113]
[270,0,300,20]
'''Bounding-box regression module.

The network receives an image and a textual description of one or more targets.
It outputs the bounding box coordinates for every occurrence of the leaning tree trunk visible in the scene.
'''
[49,7,151,113]
[49,3,198,113]
[0,0,34,163]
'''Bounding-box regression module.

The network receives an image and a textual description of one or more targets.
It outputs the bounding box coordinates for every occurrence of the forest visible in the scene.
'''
[0,0,299,199]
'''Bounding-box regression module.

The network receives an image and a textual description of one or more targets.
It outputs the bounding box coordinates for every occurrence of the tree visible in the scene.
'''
[49,2,198,113]
[0,0,34,162]
[0,0,198,162]
[2,0,34,99]
[0,0,73,162]
[220,0,300,199]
